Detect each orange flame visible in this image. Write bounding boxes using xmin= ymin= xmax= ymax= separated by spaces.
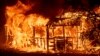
xmin=5 ymin=0 xmax=100 ymax=53
xmin=5 ymin=0 xmax=49 ymax=52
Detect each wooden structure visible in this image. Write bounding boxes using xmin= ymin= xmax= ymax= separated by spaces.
xmin=46 ymin=17 xmax=81 ymax=53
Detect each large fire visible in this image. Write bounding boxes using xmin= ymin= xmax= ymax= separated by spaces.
xmin=5 ymin=1 xmax=49 ymax=52
xmin=4 ymin=0 xmax=100 ymax=54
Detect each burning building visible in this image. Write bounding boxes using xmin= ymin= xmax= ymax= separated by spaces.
xmin=0 ymin=0 xmax=100 ymax=55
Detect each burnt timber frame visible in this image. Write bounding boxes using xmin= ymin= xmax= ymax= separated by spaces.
xmin=46 ymin=23 xmax=80 ymax=53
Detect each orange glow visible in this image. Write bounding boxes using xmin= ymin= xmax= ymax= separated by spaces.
xmin=5 ymin=0 xmax=49 ymax=52
xmin=5 ymin=0 xmax=100 ymax=53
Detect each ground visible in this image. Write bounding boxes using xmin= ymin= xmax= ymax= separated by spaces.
xmin=0 ymin=48 xmax=99 ymax=56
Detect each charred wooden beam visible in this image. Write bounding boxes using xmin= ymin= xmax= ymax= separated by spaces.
xmin=46 ymin=25 xmax=49 ymax=53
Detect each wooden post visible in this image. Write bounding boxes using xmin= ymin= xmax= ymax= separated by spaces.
xmin=44 ymin=38 xmax=46 ymax=49
xmin=63 ymin=25 xmax=66 ymax=53
xmin=52 ymin=26 xmax=56 ymax=52
xmin=33 ymin=26 xmax=35 ymax=45
xmin=52 ymin=26 xmax=54 ymax=37
xmin=46 ymin=25 xmax=49 ymax=53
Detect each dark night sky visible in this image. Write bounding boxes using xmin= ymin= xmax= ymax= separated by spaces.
xmin=0 ymin=0 xmax=100 ymax=44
